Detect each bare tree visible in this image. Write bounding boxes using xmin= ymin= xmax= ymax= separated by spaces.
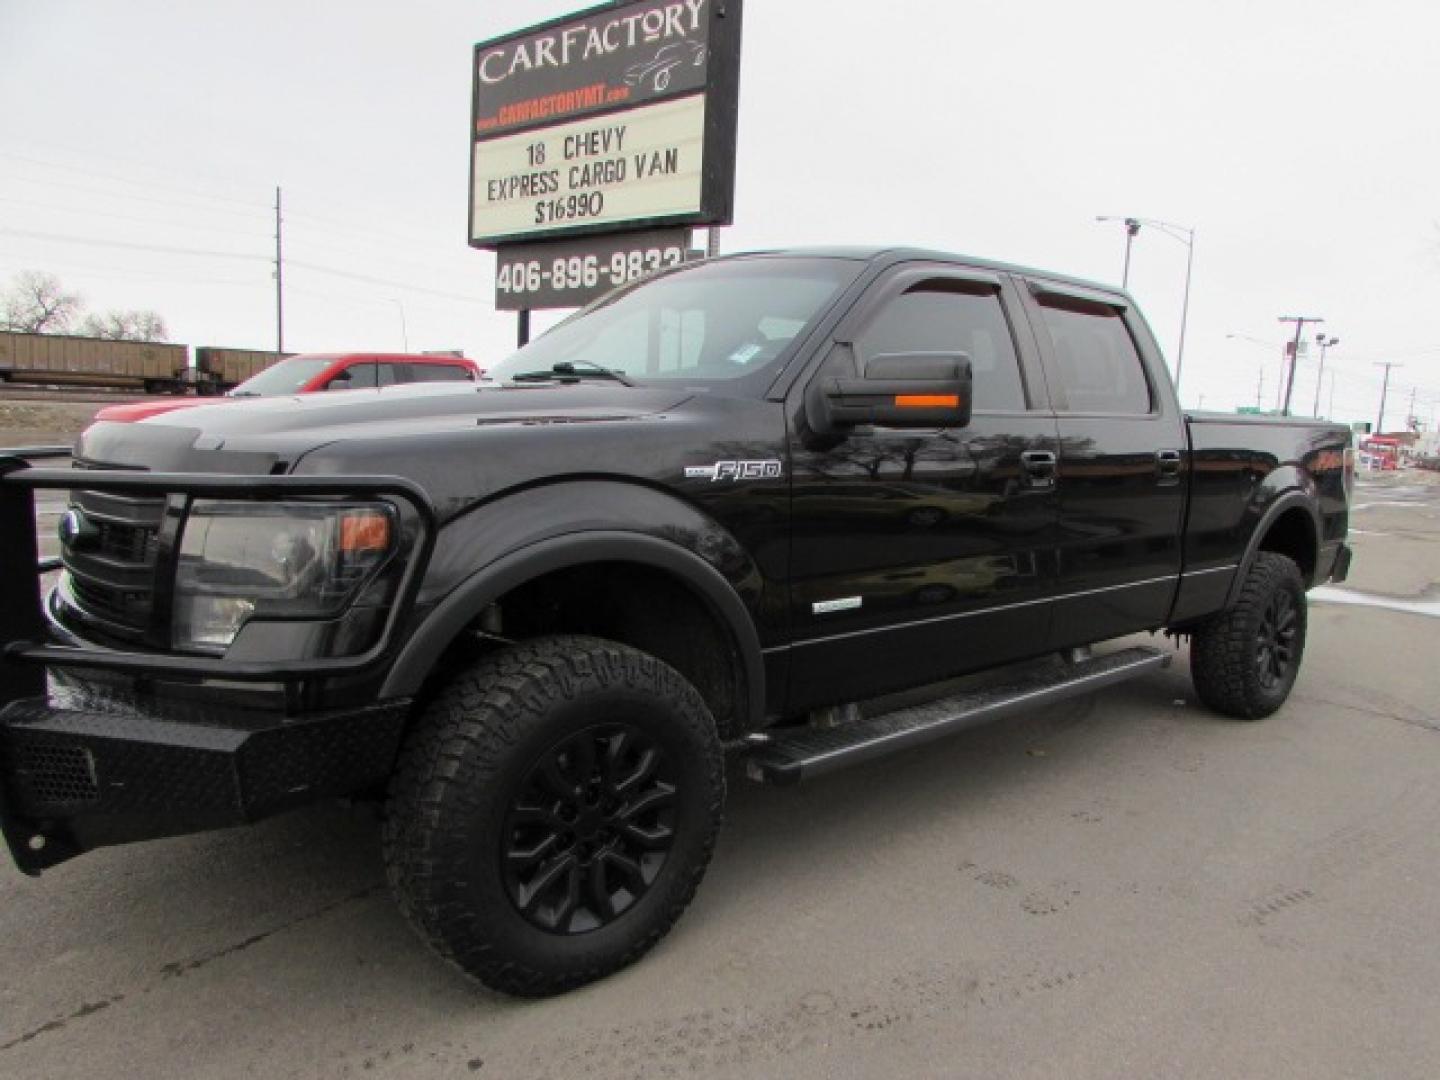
xmin=79 ymin=309 xmax=170 ymax=342
xmin=1 ymin=270 xmax=83 ymax=333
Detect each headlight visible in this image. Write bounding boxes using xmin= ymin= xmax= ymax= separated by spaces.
xmin=172 ymin=500 xmax=397 ymax=653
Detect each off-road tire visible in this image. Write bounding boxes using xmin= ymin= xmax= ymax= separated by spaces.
xmin=1190 ymin=552 xmax=1307 ymax=720
xmin=382 ymin=634 xmax=724 ymax=997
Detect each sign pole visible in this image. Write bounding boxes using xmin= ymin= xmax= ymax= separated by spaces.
xmin=517 ymin=309 xmax=531 ymax=349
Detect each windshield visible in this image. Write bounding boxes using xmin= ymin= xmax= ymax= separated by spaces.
xmin=485 ymin=258 xmax=861 ymax=389
xmin=228 ymin=356 xmax=334 ymax=396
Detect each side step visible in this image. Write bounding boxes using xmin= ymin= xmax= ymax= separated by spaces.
xmin=744 ymin=646 xmax=1170 ymax=785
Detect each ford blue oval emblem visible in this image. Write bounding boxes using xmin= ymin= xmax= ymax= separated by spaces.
xmin=58 ymin=509 xmax=86 ymax=548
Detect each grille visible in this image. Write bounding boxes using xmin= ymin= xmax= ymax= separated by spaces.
xmin=58 ymin=462 xmax=165 ymax=640
xmin=12 ymin=742 xmax=101 ymax=806
xmin=69 ymin=574 xmax=154 ymax=624
xmin=97 ymin=520 xmax=159 ymax=563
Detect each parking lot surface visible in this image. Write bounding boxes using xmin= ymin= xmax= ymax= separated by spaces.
xmin=3 ymin=471 xmax=1438 ymax=1079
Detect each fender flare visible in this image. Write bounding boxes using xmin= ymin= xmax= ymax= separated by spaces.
xmin=380 ymin=530 xmax=767 ymax=728
xmin=1225 ymin=489 xmax=1322 ymax=607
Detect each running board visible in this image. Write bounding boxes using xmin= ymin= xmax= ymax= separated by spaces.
xmin=744 ymin=646 xmax=1170 ymax=785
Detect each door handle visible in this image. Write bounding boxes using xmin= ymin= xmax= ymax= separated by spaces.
xmin=1156 ymin=449 xmax=1182 ymax=484
xmin=1020 ymin=451 xmax=1057 ymax=487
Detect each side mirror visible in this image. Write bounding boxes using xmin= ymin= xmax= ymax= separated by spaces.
xmin=809 ymin=351 xmax=973 ymax=433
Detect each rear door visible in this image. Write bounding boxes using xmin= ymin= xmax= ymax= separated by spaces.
xmin=783 ymin=264 xmax=1062 ymax=712
xmin=1019 ymin=279 xmax=1187 ymax=647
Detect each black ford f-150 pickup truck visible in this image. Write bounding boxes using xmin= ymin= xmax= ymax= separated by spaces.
xmin=0 ymin=248 xmax=1351 ymax=995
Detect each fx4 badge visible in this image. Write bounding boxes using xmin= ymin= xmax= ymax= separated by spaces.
xmin=684 ymin=460 xmax=784 ymax=483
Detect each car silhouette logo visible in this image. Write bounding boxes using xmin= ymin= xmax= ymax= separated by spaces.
xmin=624 ymin=41 xmax=705 ymax=93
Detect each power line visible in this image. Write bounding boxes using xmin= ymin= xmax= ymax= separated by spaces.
xmin=0 ymin=195 xmax=268 ymax=239
xmin=285 ymin=259 xmax=482 ymax=304
xmin=0 ymin=227 xmax=270 ymax=262
xmin=0 ymin=227 xmax=483 ymax=305
xmin=0 ymin=260 xmax=261 ymax=288
xmin=0 ymin=151 xmax=271 ymax=212
xmin=282 ymin=226 xmax=475 ymax=278
xmin=4 ymin=172 xmax=272 ymax=221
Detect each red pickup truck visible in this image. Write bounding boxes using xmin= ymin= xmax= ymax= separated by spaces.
xmin=95 ymin=352 xmax=482 ymax=423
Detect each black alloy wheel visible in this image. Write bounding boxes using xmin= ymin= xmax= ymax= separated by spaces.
xmin=502 ymin=723 xmax=677 ymax=935
xmin=1254 ymin=587 xmax=1299 ymax=692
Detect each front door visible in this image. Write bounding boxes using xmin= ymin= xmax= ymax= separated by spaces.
xmin=784 ymin=266 xmax=1061 ymax=713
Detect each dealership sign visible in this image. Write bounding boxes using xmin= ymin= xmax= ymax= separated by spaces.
xmin=469 ymin=0 xmax=742 ymax=249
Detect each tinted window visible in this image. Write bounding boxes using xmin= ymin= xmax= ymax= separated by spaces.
xmin=406 ymin=363 xmax=473 ymax=383
xmin=340 ymin=363 xmax=377 ymax=389
xmin=376 ymin=363 xmax=398 ymax=387
xmin=1038 ymin=295 xmax=1153 ymax=414
xmin=855 ymin=281 xmax=1026 ymax=412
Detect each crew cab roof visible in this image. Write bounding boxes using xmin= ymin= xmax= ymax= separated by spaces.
xmin=714 ymin=246 xmax=1130 ymax=304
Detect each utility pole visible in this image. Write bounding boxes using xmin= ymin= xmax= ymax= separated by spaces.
xmin=274 ymin=186 xmax=285 ymax=355
xmin=1408 ymin=386 xmax=1418 ymax=431
xmin=1256 ymin=365 xmax=1265 ymax=409
xmin=1374 ymin=361 xmax=1401 ymax=434
xmin=1278 ymin=315 xmax=1323 ymax=416
xmin=1313 ymin=333 xmax=1338 ymax=417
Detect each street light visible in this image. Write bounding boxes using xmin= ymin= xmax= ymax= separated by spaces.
xmin=1096 ymin=215 xmax=1196 ymax=396
xmin=1313 ymin=333 xmax=1339 ymax=418
xmin=1096 ymin=215 xmax=1142 ymax=287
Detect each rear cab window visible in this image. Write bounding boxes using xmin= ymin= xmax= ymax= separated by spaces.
xmin=1033 ymin=291 xmax=1153 ymax=415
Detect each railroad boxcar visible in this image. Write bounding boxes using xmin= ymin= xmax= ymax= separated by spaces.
xmin=0 ymin=331 xmax=188 ymax=393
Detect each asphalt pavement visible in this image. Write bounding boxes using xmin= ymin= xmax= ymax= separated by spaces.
xmin=3 ymin=471 xmax=1438 ymax=1079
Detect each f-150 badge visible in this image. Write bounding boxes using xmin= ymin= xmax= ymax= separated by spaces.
xmin=685 ymin=460 xmax=784 ymax=482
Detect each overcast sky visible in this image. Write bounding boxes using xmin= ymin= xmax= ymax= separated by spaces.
xmin=2 ymin=0 xmax=1437 ymax=427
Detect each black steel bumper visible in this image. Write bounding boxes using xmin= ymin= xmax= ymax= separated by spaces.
xmin=0 ymin=447 xmax=438 ymax=875
xmin=0 ymin=685 xmax=410 ymax=874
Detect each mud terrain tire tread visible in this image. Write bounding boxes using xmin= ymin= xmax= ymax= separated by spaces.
xmin=382 ymin=634 xmax=724 ymax=997
xmin=1190 ymin=552 xmax=1307 ymax=720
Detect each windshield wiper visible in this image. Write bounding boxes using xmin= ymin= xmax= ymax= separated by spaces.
xmin=508 ymin=361 xmax=634 ymax=387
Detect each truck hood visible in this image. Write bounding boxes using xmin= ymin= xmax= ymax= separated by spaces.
xmin=94 ymin=398 xmax=211 ymax=423
xmin=75 ymin=381 xmax=695 ymax=474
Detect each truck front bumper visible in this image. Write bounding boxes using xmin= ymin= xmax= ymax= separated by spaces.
xmin=0 ymin=448 xmax=437 ymax=876
xmin=0 ymin=685 xmax=409 ymax=875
